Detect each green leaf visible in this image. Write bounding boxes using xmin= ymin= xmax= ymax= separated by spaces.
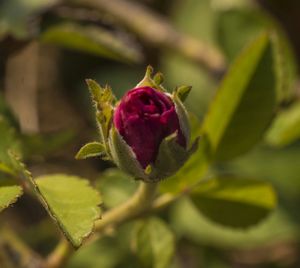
xmin=0 ymin=0 xmax=59 ymax=39
xmin=170 ymin=198 xmax=297 ymax=249
xmin=0 ymin=162 xmax=16 ymax=176
xmin=35 ymin=174 xmax=101 ymax=247
xmin=217 ymin=8 xmax=297 ymax=102
xmin=217 ymin=8 xmax=271 ymax=61
xmin=190 ymin=176 xmax=277 ymax=228
xmin=40 ymin=22 xmax=143 ymax=63
xmin=266 ymin=102 xmax=300 ymax=147
xmin=0 ymin=179 xmax=23 ymax=213
xmin=133 ymin=217 xmax=175 ymax=268
xmin=202 ymin=32 xmax=278 ymax=161
xmin=8 ymin=155 xmax=101 ymax=248
xmin=76 ymin=142 xmax=106 ymax=159
xmin=96 ymin=169 xmax=138 ymax=209
xmin=0 ymin=116 xmax=21 ymax=165
xmin=67 ymin=223 xmax=136 ymax=268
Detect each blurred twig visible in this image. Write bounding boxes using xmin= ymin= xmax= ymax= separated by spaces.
xmin=0 ymin=226 xmax=46 ymax=268
xmin=46 ymin=239 xmax=73 ymax=268
xmin=69 ymin=0 xmax=226 ymax=77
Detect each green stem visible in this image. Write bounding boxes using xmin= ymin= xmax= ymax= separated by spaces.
xmin=94 ymin=181 xmax=157 ymax=232
xmin=46 ymin=239 xmax=74 ymax=268
xmin=46 ymin=182 xmax=157 ymax=268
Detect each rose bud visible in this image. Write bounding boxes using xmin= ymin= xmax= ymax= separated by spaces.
xmin=77 ymin=66 xmax=198 ymax=182
xmin=107 ymin=68 xmax=198 ymax=182
xmin=113 ymin=86 xmax=186 ymax=168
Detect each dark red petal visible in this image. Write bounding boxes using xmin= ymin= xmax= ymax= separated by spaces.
xmin=113 ymin=86 xmax=186 ymax=168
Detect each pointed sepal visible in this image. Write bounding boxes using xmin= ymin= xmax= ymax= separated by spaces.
xmin=172 ymin=93 xmax=191 ymax=146
xmin=75 ymin=142 xmax=107 ymax=160
xmin=148 ymin=133 xmax=199 ymax=181
xmin=108 ymin=126 xmax=147 ymax=180
xmin=136 ymin=65 xmax=167 ymax=92
xmin=174 ymin=85 xmax=192 ymax=102
xmin=86 ymin=79 xmax=116 ymax=146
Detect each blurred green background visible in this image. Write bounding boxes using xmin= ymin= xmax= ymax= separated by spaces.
xmin=1 ymin=0 xmax=300 ymax=267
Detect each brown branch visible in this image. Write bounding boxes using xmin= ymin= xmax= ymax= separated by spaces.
xmin=69 ymin=0 xmax=226 ymax=76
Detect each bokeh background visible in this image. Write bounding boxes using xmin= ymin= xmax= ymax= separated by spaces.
xmin=1 ymin=0 xmax=300 ymax=267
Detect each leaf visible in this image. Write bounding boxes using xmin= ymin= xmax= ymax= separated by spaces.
xmin=133 ymin=217 xmax=175 ymax=268
xmin=96 ymin=169 xmax=138 ymax=209
xmin=217 ymin=8 xmax=297 ymax=102
xmin=0 ymin=179 xmax=23 ymax=213
xmin=0 ymin=116 xmax=21 ymax=165
xmin=190 ymin=176 xmax=277 ymax=228
xmin=68 ymin=223 xmax=136 ymax=268
xmin=202 ymin=32 xmax=278 ymax=161
xmin=266 ymin=102 xmax=300 ymax=147
xmin=35 ymin=174 xmax=101 ymax=247
xmin=0 ymin=162 xmax=16 ymax=176
xmin=0 ymin=0 xmax=59 ymax=39
xmin=40 ymin=22 xmax=143 ymax=63
xmin=8 ymin=155 xmax=101 ymax=248
xmin=76 ymin=142 xmax=106 ymax=159
xmin=217 ymin=8 xmax=271 ymax=61
xmin=170 ymin=198 xmax=297 ymax=249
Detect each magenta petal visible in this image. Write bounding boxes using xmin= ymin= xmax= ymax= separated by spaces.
xmin=113 ymin=86 xmax=186 ymax=168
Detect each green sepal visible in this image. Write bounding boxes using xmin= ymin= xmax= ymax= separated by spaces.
xmin=148 ymin=133 xmax=199 ymax=181
xmin=108 ymin=126 xmax=147 ymax=180
xmin=136 ymin=65 xmax=167 ymax=92
xmin=173 ymin=93 xmax=191 ymax=146
xmin=153 ymin=72 xmax=164 ymax=86
xmin=75 ymin=142 xmax=107 ymax=160
xmin=174 ymin=85 xmax=192 ymax=102
xmin=86 ymin=79 xmax=116 ymax=147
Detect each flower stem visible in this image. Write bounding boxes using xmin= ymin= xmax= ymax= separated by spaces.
xmin=94 ymin=181 xmax=157 ymax=232
xmin=46 ymin=181 xmax=157 ymax=268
